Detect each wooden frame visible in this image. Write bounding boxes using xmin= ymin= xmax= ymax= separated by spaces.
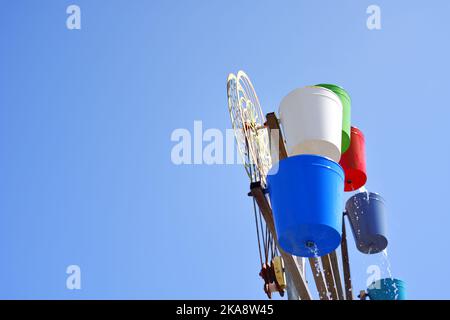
xmin=341 ymin=215 xmax=353 ymax=300
xmin=247 ymin=112 xmax=354 ymax=300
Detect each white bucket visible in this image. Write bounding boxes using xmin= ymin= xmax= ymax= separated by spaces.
xmin=278 ymin=86 xmax=343 ymax=162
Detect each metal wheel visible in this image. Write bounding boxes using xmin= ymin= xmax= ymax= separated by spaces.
xmin=236 ymin=71 xmax=272 ymax=185
xmin=227 ymin=73 xmax=252 ymax=179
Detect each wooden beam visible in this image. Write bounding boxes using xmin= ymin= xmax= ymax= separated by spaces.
xmin=250 ymin=183 xmax=312 ymax=300
xmin=321 ymin=254 xmax=339 ymax=300
xmin=285 ymin=269 xmax=299 ymax=300
xmin=329 ymin=250 xmax=344 ymax=300
xmin=265 ymin=112 xmax=288 ymax=160
xmin=308 ymin=257 xmax=329 ymax=300
xmin=341 ymin=215 xmax=353 ymax=300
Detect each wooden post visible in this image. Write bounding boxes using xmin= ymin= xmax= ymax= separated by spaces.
xmin=329 ymin=251 xmax=344 ymax=300
xmin=266 ymin=112 xmax=288 ymax=160
xmin=285 ymin=270 xmax=299 ymax=300
xmin=321 ymin=254 xmax=338 ymax=300
xmin=341 ymin=215 xmax=353 ymax=300
xmin=308 ymin=257 xmax=330 ymax=300
xmin=250 ymin=182 xmax=312 ymax=300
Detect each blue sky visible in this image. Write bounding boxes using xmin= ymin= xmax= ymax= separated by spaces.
xmin=1 ymin=0 xmax=449 ymax=299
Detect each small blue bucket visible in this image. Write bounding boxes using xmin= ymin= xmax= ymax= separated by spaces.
xmin=346 ymin=192 xmax=388 ymax=254
xmin=367 ymin=278 xmax=406 ymax=300
xmin=267 ymin=155 xmax=344 ymax=257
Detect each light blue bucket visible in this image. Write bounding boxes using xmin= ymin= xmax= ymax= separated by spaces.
xmin=367 ymin=278 xmax=406 ymax=300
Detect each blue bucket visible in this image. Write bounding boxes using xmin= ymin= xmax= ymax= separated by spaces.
xmin=367 ymin=278 xmax=406 ymax=300
xmin=345 ymin=192 xmax=388 ymax=254
xmin=267 ymin=155 xmax=344 ymax=257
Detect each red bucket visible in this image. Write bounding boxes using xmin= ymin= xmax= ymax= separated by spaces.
xmin=339 ymin=127 xmax=367 ymax=191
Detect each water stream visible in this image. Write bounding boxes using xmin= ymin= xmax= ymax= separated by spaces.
xmin=307 ymin=242 xmax=330 ymax=299
xmin=307 ymin=242 xmax=320 ymax=277
xmin=381 ymin=249 xmax=399 ymax=299
xmin=358 ymin=185 xmax=370 ymax=202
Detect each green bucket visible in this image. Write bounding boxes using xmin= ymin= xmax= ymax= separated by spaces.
xmin=316 ymin=84 xmax=351 ymax=153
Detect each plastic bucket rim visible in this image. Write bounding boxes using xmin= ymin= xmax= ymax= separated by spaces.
xmin=268 ymin=154 xmax=344 ymax=179
xmin=315 ymin=83 xmax=351 ymax=104
xmin=308 ymin=85 xmax=345 ymax=105
xmin=279 ymin=86 xmax=343 ymax=112
xmin=347 ymin=191 xmax=386 ymax=204
xmin=369 ymin=278 xmax=405 ymax=289
xmin=349 ymin=126 xmax=365 ymax=142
